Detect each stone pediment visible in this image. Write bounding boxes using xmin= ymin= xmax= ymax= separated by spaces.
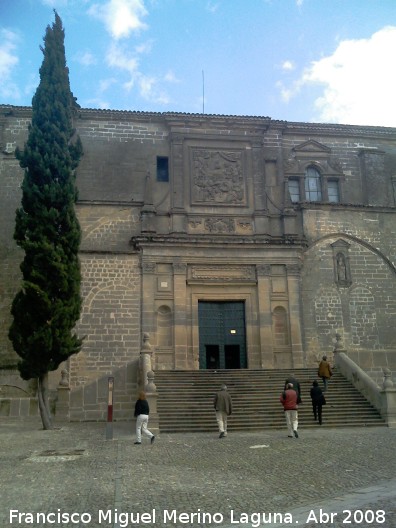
xmin=284 ymin=139 xmax=344 ymax=176
xmin=331 ymin=239 xmax=351 ymax=250
xmin=292 ymin=140 xmax=331 ymax=155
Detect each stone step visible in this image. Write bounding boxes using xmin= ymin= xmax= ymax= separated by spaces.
xmin=155 ymin=368 xmax=385 ymax=432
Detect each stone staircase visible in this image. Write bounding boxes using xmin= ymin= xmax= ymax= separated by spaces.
xmin=155 ymin=368 xmax=385 ymax=432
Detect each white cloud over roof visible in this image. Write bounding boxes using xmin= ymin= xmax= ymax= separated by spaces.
xmin=88 ymin=0 xmax=148 ymax=40
xmin=0 ymin=29 xmax=20 ymax=99
xmin=281 ymin=26 xmax=396 ymax=126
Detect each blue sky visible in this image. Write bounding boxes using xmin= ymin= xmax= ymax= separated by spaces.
xmin=1 ymin=0 xmax=396 ymax=126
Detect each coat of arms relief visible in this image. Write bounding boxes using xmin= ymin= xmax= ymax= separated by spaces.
xmin=192 ymin=149 xmax=246 ymax=205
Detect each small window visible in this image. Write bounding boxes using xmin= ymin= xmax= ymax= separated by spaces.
xmin=328 ymin=180 xmax=340 ymax=203
xmin=157 ymin=157 xmax=169 ymax=182
xmin=288 ymin=179 xmax=300 ymax=203
xmin=305 ymin=167 xmax=322 ymax=201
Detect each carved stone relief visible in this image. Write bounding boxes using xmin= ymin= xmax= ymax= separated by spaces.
xmin=141 ymin=261 xmax=156 ymax=273
xmin=190 ymin=265 xmax=256 ymax=282
xmin=237 ymin=221 xmax=252 ymax=231
xmin=204 ymin=217 xmax=235 ymax=233
xmin=287 ymin=263 xmax=303 ymax=276
xmin=191 ymin=148 xmax=246 ymax=205
xmin=256 ymin=264 xmax=271 ymax=277
xmin=188 ymin=217 xmax=252 ymax=234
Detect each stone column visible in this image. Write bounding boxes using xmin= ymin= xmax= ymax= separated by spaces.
xmin=173 ymin=262 xmax=188 ymax=369
xmin=139 ymin=333 xmax=153 ymax=391
xmin=286 ymin=263 xmax=304 ymax=367
xmin=252 ymin=140 xmax=269 ymax=234
xmin=141 ymin=171 xmax=157 ymax=233
xmin=256 ymin=264 xmax=274 ymax=368
xmin=138 ymin=338 xmax=159 ymax=433
xmin=170 ymin=133 xmax=187 ymax=233
xmin=141 ymin=261 xmax=156 ymax=339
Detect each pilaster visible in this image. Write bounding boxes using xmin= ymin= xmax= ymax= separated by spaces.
xmin=173 ymin=262 xmax=188 ymax=369
xmin=256 ymin=264 xmax=274 ymax=368
xmin=141 ymin=261 xmax=156 ymax=338
xmin=286 ymin=263 xmax=304 ymax=367
xmin=170 ymin=133 xmax=187 ymax=233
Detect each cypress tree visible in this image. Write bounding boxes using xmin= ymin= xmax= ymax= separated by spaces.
xmin=8 ymin=12 xmax=83 ymax=429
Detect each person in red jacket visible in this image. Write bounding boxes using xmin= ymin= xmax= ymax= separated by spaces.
xmin=280 ymin=383 xmax=299 ymax=438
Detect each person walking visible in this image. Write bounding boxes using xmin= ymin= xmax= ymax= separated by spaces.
xmin=284 ymin=373 xmax=302 ymax=404
xmin=280 ymin=383 xmax=299 ymax=438
xmin=310 ymin=380 xmax=326 ymax=425
xmin=134 ymin=391 xmax=155 ymax=445
xmin=213 ymin=384 xmax=232 ymax=438
xmin=318 ymin=355 xmax=332 ymax=392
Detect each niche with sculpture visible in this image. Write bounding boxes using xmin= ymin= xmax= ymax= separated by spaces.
xmin=331 ymin=239 xmax=352 ymax=287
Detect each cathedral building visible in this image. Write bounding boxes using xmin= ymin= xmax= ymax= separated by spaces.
xmin=1 ymin=105 xmax=396 ymax=420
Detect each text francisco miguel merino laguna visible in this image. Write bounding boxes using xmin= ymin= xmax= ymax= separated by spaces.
xmin=9 ymin=508 xmax=299 ymax=526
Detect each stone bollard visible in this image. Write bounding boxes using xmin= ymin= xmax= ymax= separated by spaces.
xmin=146 ymin=371 xmax=159 ymax=434
xmin=56 ymin=370 xmax=70 ymax=420
xmin=381 ymin=368 xmax=396 ymax=428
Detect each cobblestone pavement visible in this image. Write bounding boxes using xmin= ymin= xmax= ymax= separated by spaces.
xmin=1 ymin=419 xmax=395 ymax=528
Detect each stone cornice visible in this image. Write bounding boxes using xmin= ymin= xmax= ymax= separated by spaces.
xmin=297 ymin=202 xmax=396 ymax=213
xmin=2 ymin=105 xmax=396 ymax=139
xmin=283 ymin=121 xmax=396 ymax=138
xmin=130 ymin=234 xmax=307 ymax=251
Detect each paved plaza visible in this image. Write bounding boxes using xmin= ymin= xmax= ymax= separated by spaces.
xmin=1 ymin=419 xmax=395 ymax=528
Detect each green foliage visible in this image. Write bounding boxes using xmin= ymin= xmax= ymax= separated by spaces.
xmin=9 ymin=12 xmax=83 ymax=380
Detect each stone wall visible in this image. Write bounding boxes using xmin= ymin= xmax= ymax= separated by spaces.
xmin=301 ymin=208 xmax=396 ymax=368
xmin=1 ymin=106 xmax=396 ymax=418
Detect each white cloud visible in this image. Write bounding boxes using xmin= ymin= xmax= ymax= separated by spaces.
xmin=105 ymin=42 xmax=169 ymax=104
xmin=0 ymin=29 xmax=20 ymax=99
xmin=74 ymin=50 xmax=97 ymax=66
xmin=281 ymin=26 xmax=396 ymax=126
xmin=281 ymin=60 xmax=295 ymax=72
xmin=206 ymin=2 xmax=219 ymax=13
xmin=136 ymin=74 xmax=170 ymax=104
xmin=98 ymin=77 xmax=117 ymax=93
xmin=164 ymin=70 xmax=180 ymax=83
xmin=40 ymin=0 xmax=69 ymax=6
xmin=88 ymin=0 xmax=148 ymax=39
xmin=106 ymin=42 xmax=139 ymax=78
xmin=135 ymin=40 xmax=153 ymax=54
xmin=85 ymin=96 xmax=112 ymax=109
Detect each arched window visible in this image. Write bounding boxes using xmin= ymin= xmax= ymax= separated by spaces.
xmin=305 ymin=167 xmax=322 ymax=202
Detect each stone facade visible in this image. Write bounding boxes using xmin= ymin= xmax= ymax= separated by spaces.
xmin=1 ymin=105 xmax=396 ymax=419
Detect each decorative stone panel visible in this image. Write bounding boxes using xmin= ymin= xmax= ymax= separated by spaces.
xmin=188 ymin=265 xmax=256 ymax=283
xmin=191 ymin=148 xmax=246 ymax=205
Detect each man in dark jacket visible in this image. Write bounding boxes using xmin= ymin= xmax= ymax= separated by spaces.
xmin=214 ymin=384 xmax=233 ymax=438
xmin=310 ymin=380 xmax=325 ymax=425
xmin=280 ymin=383 xmax=299 ymax=438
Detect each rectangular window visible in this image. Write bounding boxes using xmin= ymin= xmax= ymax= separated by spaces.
xmin=156 ymin=156 xmax=169 ymax=182
xmin=328 ymin=180 xmax=340 ymax=203
xmin=305 ymin=168 xmax=322 ymax=201
xmin=288 ymin=179 xmax=300 ymax=203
